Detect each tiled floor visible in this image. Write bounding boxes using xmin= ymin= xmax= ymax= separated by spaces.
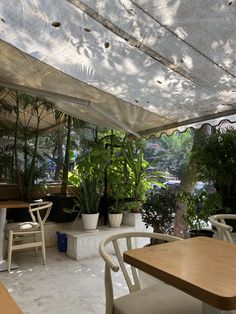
xmin=0 ymin=248 xmax=128 ymax=314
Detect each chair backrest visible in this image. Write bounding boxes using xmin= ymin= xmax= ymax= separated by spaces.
xmin=29 ymin=201 xmax=53 ymax=226
xmin=208 ymin=214 xmax=236 ymax=243
xmin=99 ymin=232 xmax=181 ymax=314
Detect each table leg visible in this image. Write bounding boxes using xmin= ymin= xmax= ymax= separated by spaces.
xmin=202 ymin=303 xmax=236 ymax=314
xmin=0 ymin=208 xmax=18 ymax=272
xmin=0 ymin=207 xmax=8 ymax=271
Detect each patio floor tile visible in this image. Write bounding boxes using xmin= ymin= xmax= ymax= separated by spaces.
xmin=0 ymin=247 xmax=127 ymax=314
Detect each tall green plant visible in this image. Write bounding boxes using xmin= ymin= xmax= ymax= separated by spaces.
xmin=104 ymin=134 xmax=134 ymax=201
xmin=145 ymin=130 xmax=194 ymax=179
xmin=121 ymin=141 xmax=163 ymax=200
xmin=142 ymin=188 xmax=178 ymax=234
xmin=60 ymin=117 xmax=90 ymax=196
xmin=75 ymin=142 xmax=110 ymax=186
xmin=107 ymin=154 xmax=133 ymax=200
xmin=179 ymin=191 xmax=223 ymax=231
xmin=190 ymin=128 xmax=236 ymax=195
xmin=66 ymin=142 xmax=110 ymax=216
xmin=73 ymin=177 xmax=101 ymax=214
xmin=0 ymin=89 xmax=56 ymax=200
xmin=64 ymin=175 xmax=101 ymax=223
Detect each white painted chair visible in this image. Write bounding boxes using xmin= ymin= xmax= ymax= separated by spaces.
xmin=209 ymin=214 xmax=236 ymax=243
xmin=99 ymin=231 xmax=202 ymax=314
xmin=5 ymin=201 xmax=52 ymax=272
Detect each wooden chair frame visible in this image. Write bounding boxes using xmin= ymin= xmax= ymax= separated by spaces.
xmin=99 ymin=231 xmax=182 ymax=314
xmin=208 ymin=214 xmax=236 ymax=243
xmin=6 ymin=201 xmax=52 ymax=272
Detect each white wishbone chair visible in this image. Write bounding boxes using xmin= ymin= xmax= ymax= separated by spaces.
xmin=209 ymin=214 xmax=236 ymax=243
xmin=5 ymin=201 xmax=52 ymax=272
xmin=99 ymin=231 xmax=202 ymax=314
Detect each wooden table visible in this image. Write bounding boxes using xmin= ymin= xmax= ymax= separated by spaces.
xmin=0 ymin=282 xmax=23 ymax=313
xmin=124 ymin=237 xmax=236 ymax=314
xmin=0 ymin=201 xmax=29 ymax=271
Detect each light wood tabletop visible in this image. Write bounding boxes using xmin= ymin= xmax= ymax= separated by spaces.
xmin=123 ymin=236 xmax=236 ymax=311
xmin=0 ymin=282 xmax=23 ymax=313
xmin=0 ymin=200 xmax=29 ymax=208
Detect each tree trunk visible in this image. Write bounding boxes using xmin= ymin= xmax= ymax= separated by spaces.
xmin=14 ymin=91 xmax=23 ymax=199
xmin=27 ymin=116 xmax=40 ymax=201
xmin=174 ymin=125 xmax=212 ymax=238
xmin=54 ymin=130 xmax=64 ymax=181
xmin=61 ymin=116 xmax=72 ymax=196
xmin=174 ymin=175 xmax=195 ymax=238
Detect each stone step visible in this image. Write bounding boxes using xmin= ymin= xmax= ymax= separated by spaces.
xmin=63 ymin=225 xmax=136 ymax=260
xmin=43 ymin=213 xmax=152 ymax=260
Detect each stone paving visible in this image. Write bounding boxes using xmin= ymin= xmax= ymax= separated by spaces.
xmin=0 ymin=247 xmax=128 ymax=314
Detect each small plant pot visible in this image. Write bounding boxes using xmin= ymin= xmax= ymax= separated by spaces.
xmin=108 ymin=213 xmax=123 ymax=228
xmin=188 ymin=229 xmax=214 ymax=238
xmin=82 ymin=213 xmax=99 ymax=231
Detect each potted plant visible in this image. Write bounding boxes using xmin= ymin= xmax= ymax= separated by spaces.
xmin=179 ymin=190 xmax=223 ymax=237
xmin=142 ymin=188 xmax=178 ymax=233
xmin=141 ymin=188 xmax=178 ymax=244
xmin=65 ymin=176 xmax=101 ymax=231
xmin=108 ymin=200 xmax=125 ymax=228
xmin=64 ymin=143 xmax=108 ymax=230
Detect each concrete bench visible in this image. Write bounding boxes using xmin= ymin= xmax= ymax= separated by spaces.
xmin=43 ymin=213 xmax=151 ymax=260
xmin=63 ymin=225 xmax=136 ymax=260
xmin=61 ymin=213 xmax=151 ymax=260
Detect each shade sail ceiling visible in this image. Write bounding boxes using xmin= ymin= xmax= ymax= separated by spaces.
xmin=0 ymin=0 xmax=236 ymax=138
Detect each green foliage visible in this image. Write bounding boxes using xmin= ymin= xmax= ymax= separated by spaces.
xmin=190 ymin=128 xmax=236 ymax=195
xmin=74 ymin=177 xmax=101 ymax=214
xmin=123 ymin=200 xmax=143 ymax=212
xmin=65 ymin=176 xmax=101 ymax=215
xmin=141 ymin=188 xmax=178 ymax=233
xmin=121 ymin=141 xmax=164 ymax=200
xmin=107 ymin=147 xmax=134 ymax=201
xmin=0 ymin=142 xmax=15 ymax=181
xmin=145 ymin=130 xmax=194 ymax=179
xmin=68 ymin=165 xmax=82 ymax=187
xmin=108 ymin=199 xmax=126 ymax=214
xmin=179 ymin=191 xmax=223 ymax=231
xmin=0 ymin=90 xmax=57 ymax=200
xmin=66 ymin=143 xmax=110 ymax=215
xmin=75 ymin=143 xmax=110 ymax=184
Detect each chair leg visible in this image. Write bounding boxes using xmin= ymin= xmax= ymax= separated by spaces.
xmin=3 ymin=236 xmax=7 ymax=259
xmin=34 ymin=234 xmax=38 ymax=257
xmin=7 ymin=231 xmax=13 ymax=272
xmin=41 ymin=232 xmax=46 ymax=265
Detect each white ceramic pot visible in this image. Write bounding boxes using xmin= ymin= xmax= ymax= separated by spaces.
xmin=82 ymin=213 xmax=99 ymax=231
xmin=108 ymin=213 xmax=123 ymax=228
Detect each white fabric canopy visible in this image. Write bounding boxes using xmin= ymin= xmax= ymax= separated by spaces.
xmin=0 ymin=0 xmax=236 ymax=137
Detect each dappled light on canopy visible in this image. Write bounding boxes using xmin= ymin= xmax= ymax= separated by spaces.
xmin=0 ymin=1 xmax=236 ymax=137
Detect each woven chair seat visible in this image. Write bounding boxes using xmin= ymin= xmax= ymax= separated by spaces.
xmin=6 ymin=222 xmax=40 ymax=232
